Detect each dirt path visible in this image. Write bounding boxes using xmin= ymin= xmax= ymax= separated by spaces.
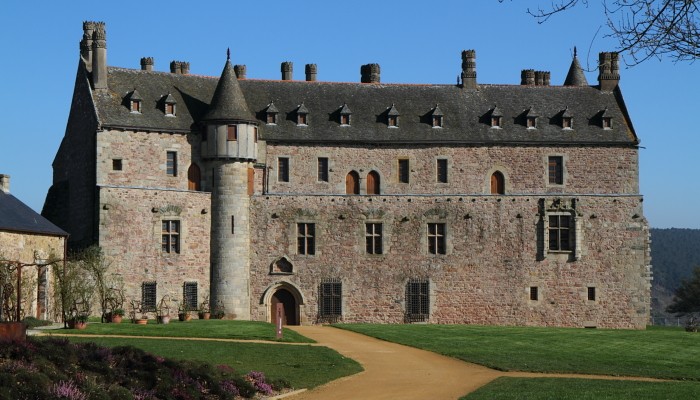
xmin=286 ymin=325 xmax=667 ymax=400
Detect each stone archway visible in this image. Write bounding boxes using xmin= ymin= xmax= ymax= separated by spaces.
xmin=271 ymin=288 xmax=297 ymax=325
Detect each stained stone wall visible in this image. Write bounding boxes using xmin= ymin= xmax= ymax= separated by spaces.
xmin=249 ymin=194 xmax=651 ymax=329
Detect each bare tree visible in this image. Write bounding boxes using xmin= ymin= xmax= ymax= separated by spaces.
xmin=500 ymin=0 xmax=700 ymax=64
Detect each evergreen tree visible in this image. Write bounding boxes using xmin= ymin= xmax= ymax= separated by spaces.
xmin=667 ymin=266 xmax=700 ymax=315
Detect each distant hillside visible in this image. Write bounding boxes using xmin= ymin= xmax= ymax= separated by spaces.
xmin=650 ymin=228 xmax=700 ymax=317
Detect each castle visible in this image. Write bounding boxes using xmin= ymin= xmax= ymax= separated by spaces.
xmin=43 ymin=21 xmax=652 ymax=328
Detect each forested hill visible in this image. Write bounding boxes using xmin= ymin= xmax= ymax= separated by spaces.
xmin=651 ymin=228 xmax=700 ymax=291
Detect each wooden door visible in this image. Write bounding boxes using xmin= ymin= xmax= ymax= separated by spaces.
xmin=346 ymin=171 xmax=360 ymax=194
xmin=490 ymin=171 xmax=504 ymax=194
xmin=366 ymin=171 xmax=380 ymax=195
xmin=188 ymin=163 xmax=201 ymax=191
xmin=271 ymin=289 xmax=297 ymax=325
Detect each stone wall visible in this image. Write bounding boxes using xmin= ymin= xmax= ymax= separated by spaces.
xmin=98 ymin=187 xmax=211 ymax=312
xmin=264 ymin=143 xmax=639 ymax=195
xmin=249 ymin=194 xmax=651 ymax=329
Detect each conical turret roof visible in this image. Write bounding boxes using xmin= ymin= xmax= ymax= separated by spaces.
xmin=203 ymin=51 xmax=255 ymax=122
xmin=563 ymin=49 xmax=589 ymax=87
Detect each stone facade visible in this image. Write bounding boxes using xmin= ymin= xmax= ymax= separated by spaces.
xmin=42 ymin=22 xmax=651 ymax=329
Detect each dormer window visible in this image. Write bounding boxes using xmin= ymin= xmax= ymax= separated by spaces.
xmin=561 ymin=107 xmax=573 ymax=129
xmin=525 ymin=106 xmax=539 ymax=129
xmin=265 ymin=102 xmax=279 ymax=125
xmin=387 ymin=104 xmax=400 ymax=128
xmin=127 ymin=89 xmax=143 ymax=113
xmin=296 ymin=103 xmax=309 ymax=126
xmin=431 ymin=105 xmax=444 ymax=128
xmin=339 ymin=103 xmax=352 ymax=126
xmin=602 ymin=117 xmax=612 ymax=129
xmin=163 ymin=93 xmax=177 ymax=117
xmin=490 ymin=105 xmax=503 ymax=128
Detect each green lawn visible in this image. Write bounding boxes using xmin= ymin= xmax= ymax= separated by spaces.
xmin=53 ymin=319 xmax=313 ymax=343
xmin=336 ymin=324 xmax=700 ymax=380
xmin=463 ymin=377 xmax=700 ymax=400
xmin=62 ymin=336 xmax=362 ymax=389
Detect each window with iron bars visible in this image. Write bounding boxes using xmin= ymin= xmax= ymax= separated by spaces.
xmin=405 ymin=278 xmax=429 ymax=322
xmin=318 ymin=278 xmax=342 ymax=322
xmin=183 ymin=281 xmax=198 ymax=311
xmin=142 ymin=281 xmax=157 ymax=312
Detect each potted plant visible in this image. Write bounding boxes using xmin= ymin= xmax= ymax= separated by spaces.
xmin=156 ymin=295 xmax=172 ymax=324
xmin=68 ymin=314 xmax=88 ymax=330
xmin=110 ymin=308 xmax=125 ymax=323
xmin=198 ymin=295 xmax=211 ymax=320
xmin=211 ymin=300 xmax=225 ymax=319
xmin=177 ymin=301 xmax=192 ymax=322
xmin=129 ymin=299 xmax=149 ymax=325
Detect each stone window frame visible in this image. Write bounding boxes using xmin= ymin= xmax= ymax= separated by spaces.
xmin=165 ymin=102 xmax=176 ymax=117
xmin=432 ymin=115 xmax=443 ymax=128
xmin=317 ymin=157 xmax=329 ymax=183
xmin=112 ymin=159 xmax=123 ymax=171
xmin=183 ymin=281 xmax=198 ymax=311
xmin=318 ymin=277 xmax=343 ymax=322
xmin=340 ymin=114 xmax=351 ymax=126
xmin=166 ymin=151 xmax=178 ymax=177
xmin=142 ymin=281 xmax=157 ymax=312
xmin=486 ymin=166 xmax=509 ymax=195
xmin=388 ymin=115 xmax=399 ymax=128
xmin=296 ymin=222 xmax=316 ymax=256
xmin=545 ymin=154 xmax=567 ymax=187
xmin=266 ymin=112 xmax=278 ymax=125
xmin=602 ymin=116 xmax=613 ymax=130
xmin=426 ymin=222 xmax=447 ymax=255
xmin=365 ymin=221 xmax=384 ymax=255
xmin=526 ymin=116 xmax=537 ymax=129
xmin=436 ymin=157 xmax=449 ymax=184
xmin=277 ymin=156 xmax=290 ymax=183
xmin=529 ymin=286 xmax=540 ymax=302
xmin=161 ymin=219 xmax=181 ymax=254
xmin=541 ymin=198 xmax=582 ymax=261
xmin=491 ymin=115 xmax=502 ymax=128
xmin=562 ymin=116 xmax=573 ymax=129
xmin=548 ymin=213 xmax=573 ymax=253
xmin=397 ymin=158 xmax=410 ymax=184
xmin=587 ymin=286 xmax=597 ymax=302
xmin=405 ymin=278 xmax=431 ymax=323
xmin=130 ymin=100 xmax=141 ymax=113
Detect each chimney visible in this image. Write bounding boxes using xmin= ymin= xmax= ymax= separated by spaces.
xmin=535 ymin=71 xmax=550 ymax=86
xmin=140 ymin=57 xmax=154 ymax=71
xmin=0 ymin=174 xmax=9 ymax=194
xmin=598 ymin=52 xmax=620 ymax=91
xmin=181 ymin=61 xmax=190 ymax=74
xmin=360 ymin=63 xmax=380 ymax=83
xmin=281 ymin=61 xmax=293 ymax=80
xmin=80 ymin=21 xmax=96 ymax=71
xmin=234 ymin=64 xmax=247 ymax=79
xmin=170 ymin=61 xmax=189 ymax=74
xmin=91 ymin=22 xmax=108 ymax=90
xmin=521 ymin=69 xmax=535 ymax=85
xmin=461 ymin=50 xmax=477 ymax=89
xmin=305 ymin=64 xmax=317 ymax=81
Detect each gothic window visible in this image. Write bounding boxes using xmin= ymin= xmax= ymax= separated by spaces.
xmin=365 ymin=223 xmax=383 ymax=255
xmin=366 ymin=171 xmax=380 ymax=195
xmin=398 ymin=159 xmax=409 ymax=184
xmin=297 ymin=223 xmax=316 ymax=255
xmin=318 ymin=157 xmax=329 ymax=182
xmin=548 ymin=156 xmax=563 ymax=185
xmin=491 ymin=171 xmax=505 ymax=195
xmin=406 ymin=278 xmax=429 ymax=322
xmin=319 ymin=278 xmax=342 ymax=320
xmin=188 ymin=163 xmax=201 ymax=191
xmin=142 ymin=282 xmax=157 ymax=311
xmin=162 ymin=220 xmax=180 ymax=254
xmin=183 ymin=282 xmax=197 ymax=311
xmin=346 ymin=171 xmax=360 ymax=194
xmin=548 ymin=214 xmax=572 ymax=251
xmin=427 ymin=223 xmax=446 ymax=255
xmin=166 ymin=151 xmax=177 ymax=176
xmin=278 ymin=157 xmax=290 ymax=182
xmin=436 ymin=159 xmax=448 ymax=183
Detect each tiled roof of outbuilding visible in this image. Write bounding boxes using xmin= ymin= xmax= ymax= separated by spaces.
xmin=95 ymin=65 xmax=638 ymax=145
xmin=0 ymin=191 xmax=68 ymax=236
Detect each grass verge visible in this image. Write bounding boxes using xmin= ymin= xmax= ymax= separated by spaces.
xmin=63 ymin=336 xmax=362 ymax=389
xmin=335 ymin=324 xmax=700 ymax=380
xmin=51 ymin=320 xmax=313 ymax=343
xmin=462 ymin=377 xmax=700 ymax=399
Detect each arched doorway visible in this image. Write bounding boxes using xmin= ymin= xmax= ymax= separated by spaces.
xmin=490 ymin=171 xmax=505 ymax=195
xmin=188 ymin=163 xmax=201 ymax=191
xmin=346 ymin=171 xmax=360 ymax=194
xmin=271 ymin=288 xmax=298 ymax=325
xmin=366 ymin=171 xmax=380 ymax=194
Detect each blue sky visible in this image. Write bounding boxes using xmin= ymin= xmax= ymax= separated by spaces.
xmin=1 ymin=0 xmax=698 ymax=228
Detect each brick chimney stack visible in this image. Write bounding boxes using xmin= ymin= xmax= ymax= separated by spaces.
xmin=598 ymin=52 xmax=620 ymax=91
xmin=0 ymin=174 xmax=9 ymax=194
xmin=521 ymin=69 xmax=535 ymax=85
xmin=281 ymin=61 xmax=293 ymax=80
xmin=361 ymin=64 xmax=380 ymax=83
xmin=535 ymin=71 xmax=551 ymax=86
xmin=169 ymin=61 xmax=190 ymax=75
xmin=461 ymin=50 xmax=477 ymax=89
xmin=305 ymin=64 xmax=317 ymax=81
xmin=140 ymin=57 xmax=154 ymax=71
xmin=91 ymin=22 xmax=108 ymax=90
xmin=234 ymin=64 xmax=247 ymax=79
xmin=80 ymin=21 xmax=96 ymax=72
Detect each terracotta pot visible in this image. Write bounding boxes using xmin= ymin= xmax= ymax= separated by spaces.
xmin=135 ymin=318 xmax=148 ymax=325
xmin=157 ymin=315 xmax=171 ymax=324
xmin=69 ymin=320 xmax=88 ymax=330
xmin=199 ymin=312 xmax=211 ymax=320
xmin=178 ymin=313 xmax=192 ymax=322
xmin=110 ymin=314 xmax=123 ymax=324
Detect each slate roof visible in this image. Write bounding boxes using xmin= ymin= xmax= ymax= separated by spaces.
xmin=0 ymin=191 xmax=68 ymax=236
xmin=94 ymin=65 xmax=638 ymax=145
xmin=564 ymin=55 xmax=589 ymax=87
xmin=202 ymin=59 xmax=255 ymax=123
